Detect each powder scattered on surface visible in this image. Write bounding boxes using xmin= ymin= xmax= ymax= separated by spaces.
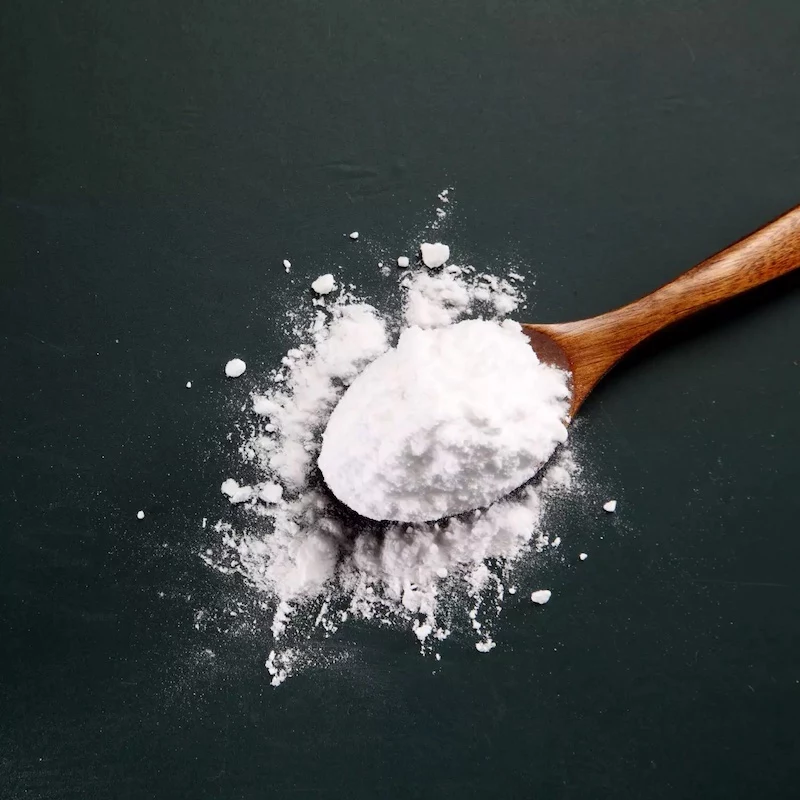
xmin=311 ymin=274 xmax=336 ymax=295
xmin=603 ymin=499 xmax=617 ymax=513
xmin=530 ymin=589 xmax=552 ymax=604
xmin=200 ymin=190 xmax=598 ymax=685
xmin=136 ymin=510 xmax=145 ymax=520
xmin=319 ymin=319 xmax=570 ymax=521
xmin=420 ymin=242 xmax=450 ymax=269
xmin=225 ymin=358 xmax=246 ymax=378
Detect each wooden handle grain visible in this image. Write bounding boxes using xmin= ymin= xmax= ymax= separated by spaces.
xmin=601 ymin=203 xmax=800 ymax=348
xmin=538 ymin=204 xmax=800 ymax=414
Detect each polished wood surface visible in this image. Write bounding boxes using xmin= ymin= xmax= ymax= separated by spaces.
xmin=523 ymin=205 xmax=800 ymax=417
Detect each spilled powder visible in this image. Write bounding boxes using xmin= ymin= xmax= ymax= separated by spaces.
xmin=201 ymin=192 xmax=586 ymax=685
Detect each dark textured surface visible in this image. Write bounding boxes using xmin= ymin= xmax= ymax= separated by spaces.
xmin=2 ymin=1 xmax=799 ymax=798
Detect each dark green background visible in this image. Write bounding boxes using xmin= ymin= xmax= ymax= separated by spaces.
xmin=2 ymin=1 xmax=799 ymax=798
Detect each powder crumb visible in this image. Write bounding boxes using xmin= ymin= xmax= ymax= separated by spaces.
xmin=349 ymin=231 xmax=359 ymax=240
xmin=509 ymin=587 xmax=517 ymax=594
xmin=136 ymin=510 xmax=145 ymax=520
xmin=283 ymin=259 xmax=292 ymax=272
xmin=186 ymin=381 xmax=192 ymax=388
xmin=420 ymin=242 xmax=450 ymax=269
xmin=397 ymin=256 xmax=410 ymax=268
xmin=225 ymin=358 xmax=246 ymax=378
xmin=311 ymin=274 xmax=336 ymax=295
xmin=530 ymin=589 xmax=551 ymax=605
xmin=579 ymin=553 xmax=588 ymax=561
xmin=475 ymin=639 xmax=496 ymax=653
xmin=413 ymin=620 xmax=433 ymax=642
xmin=220 ymin=478 xmax=254 ymax=504
xmin=266 ymin=649 xmax=296 ymax=687
xmin=603 ymin=499 xmax=618 ymax=513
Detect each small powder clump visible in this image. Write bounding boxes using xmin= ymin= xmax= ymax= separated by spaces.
xmin=311 ymin=274 xmax=336 ymax=295
xmin=225 ymin=358 xmax=246 ymax=378
xmin=420 ymin=242 xmax=450 ymax=268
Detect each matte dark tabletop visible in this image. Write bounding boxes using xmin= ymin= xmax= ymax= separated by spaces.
xmin=2 ymin=2 xmax=799 ymax=798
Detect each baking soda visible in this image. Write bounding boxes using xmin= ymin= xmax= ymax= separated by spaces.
xmin=201 ymin=191 xmax=588 ymax=685
xmin=311 ymin=274 xmax=336 ymax=295
xmin=420 ymin=242 xmax=450 ymax=269
xmin=225 ymin=359 xmax=246 ymax=378
xmin=319 ymin=320 xmax=569 ymax=521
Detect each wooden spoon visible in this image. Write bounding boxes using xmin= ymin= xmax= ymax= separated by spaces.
xmin=523 ymin=205 xmax=800 ymax=417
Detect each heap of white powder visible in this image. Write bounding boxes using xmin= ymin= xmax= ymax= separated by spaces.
xmin=201 ymin=193 xmax=585 ymax=685
xmin=319 ymin=319 xmax=569 ymax=521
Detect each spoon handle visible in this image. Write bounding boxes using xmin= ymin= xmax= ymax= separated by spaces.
xmin=558 ymin=204 xmax=800 ymax=367
xmin=604 ymin=203 xmax=800 ymax=342
xmin=536 ymin=204 xmax=800 ymax=414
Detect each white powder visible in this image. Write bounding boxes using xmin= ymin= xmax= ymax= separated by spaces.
xmin=404 ymin=271 xmax=472 ymax=328
xmin=349 ymin=231 xmax=359 ymax=240
xmin=225 ymin=358 xmax=246 ymax=378
xmin=397 ymin=256 xmax=410 ymax=268
xmin=530 ymin=589 xmax=551 ymax=604
xmin=221 ymin=478 xmax=253 ymax=504
xmin=420 ymin=242 xmax=450 ymax=269
xmin=201 ymin=195 xmax=593 ymax=685
xmin=259 ymin=482 xmax=283 ymax=503
xmin=311 ymin=274 xmax=336 ymax=295
xmin=603 ymin=499 xmax=617 ymax=513
xmin=283 ymin=259 xmax=292 ymax=272
xmin=319 ymin=320 xmax=570 ymax=522
xmin=403 ymin=269 xmax=522 ymax=329
xmin=136 ymin=510 xmax=145 ymax=520
xmin=579 ymin=552 xmax=588 ymax=561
